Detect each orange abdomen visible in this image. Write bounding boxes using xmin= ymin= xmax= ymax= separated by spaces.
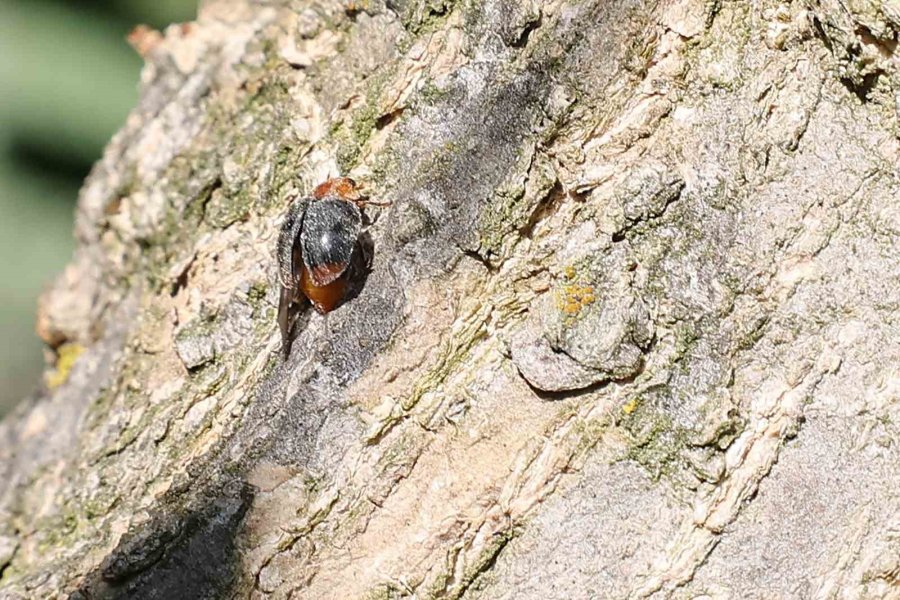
xmin=300 ymin=265 xmax=347 ymax=313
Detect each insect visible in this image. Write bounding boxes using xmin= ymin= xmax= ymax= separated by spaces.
xmin=276 ymin=177 xmax=385 ymax=358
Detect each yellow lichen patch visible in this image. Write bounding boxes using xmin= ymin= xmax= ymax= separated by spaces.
xmin=622 ymin=396 xmax=640 ymax=415
xmin=45 ymin=343 xmax=85 ymax=390
xmin=555 ymin=282 xmax=596 ymax=318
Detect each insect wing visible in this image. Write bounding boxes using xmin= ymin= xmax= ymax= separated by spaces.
xmin=301 ymin=199 xmax=362 ymax=286
xmin=277 ymin=196 xmax=310 ymax=289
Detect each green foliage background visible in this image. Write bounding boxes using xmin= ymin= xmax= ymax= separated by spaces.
xmin=0 ymin=1 xmax=195 ymax=415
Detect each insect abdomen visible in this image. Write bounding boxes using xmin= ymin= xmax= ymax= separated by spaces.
xmin=300 ymin=264 xmax=347 ymax=313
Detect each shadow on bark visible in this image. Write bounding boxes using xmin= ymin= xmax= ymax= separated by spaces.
xmin=71 ymin=480 xmax=254 ymax=600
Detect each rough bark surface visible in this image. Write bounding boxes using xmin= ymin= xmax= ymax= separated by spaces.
xmin=2 ymin=0 xmax=900 ymax=598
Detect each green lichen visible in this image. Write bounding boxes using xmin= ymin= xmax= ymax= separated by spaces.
xmin=672 ymin=320 xmax=700 ymax=361
xmin=204 ymin=187 xmax=250 ymax=229
xmin=368 ymin=145 xmax=403 ymax=190
xmin=83 ymin=490 xmax=120 ymax=521
xmin=405 ymin=311 xmax=487 ymax=412
xmin=620 ymin=397 xmax=689 ymax=480
xmin=571 ymin=415 xmax=610 ymax=459
xmin=417 ymin=527 xmax=518 ymax=599
xmin=412 ymin=141 xmax=463 ymax=185
xmin=682 ymin=1 xmax=751 ymax=91
xmin=330 ymin=69 xmax=397 ymax=173
xmin=364 ymin=583 xmax=406 ymax=600
xmin=195 ymin=362 xmax=230 ymax=396
xmin=174 ymin=311 xmax=218 ymax=348
xmin=417 ymin=79 xmax=453 ymax=106
xmin=478 ymin=179 xmax=527 ymax=256
xmin=700 ymin=410 xmax=744 ymax=450
xmin=138 ymin=154 xmax=222 ymax=291
xmin=378 ymin=430 xmax=423 ymax=470
xmin=247 ymin=281 xmax=269 ymax=310
xmin=130 ymin=75 xmax=297 ymax=274
xmin=268 ymin=143 xmax=305 ymax=207
xmin=454 ymin=526 xmax=518 ymax=598
xmin=34 ymin=502 xmax=90 ymax=555
xmin=399 ymin=0 xmax=461 ymax=37
xmin=478 ymin=149 xmax=558 ymax=258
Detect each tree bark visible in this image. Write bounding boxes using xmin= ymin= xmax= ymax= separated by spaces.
xmin=2 ymin=0 xmax=899 ymax=598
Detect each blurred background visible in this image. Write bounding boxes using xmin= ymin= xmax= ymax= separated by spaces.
xmin=0 ymin=0 xmax=196 ymax=416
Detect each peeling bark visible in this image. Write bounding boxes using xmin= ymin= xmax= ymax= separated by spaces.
xmin=2 ymin=0 xmax=900 ymax=598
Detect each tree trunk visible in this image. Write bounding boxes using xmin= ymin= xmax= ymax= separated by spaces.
xmin=2 ymin=0 xmax=899 ymax=597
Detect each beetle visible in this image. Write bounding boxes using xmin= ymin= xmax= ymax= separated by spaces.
xmin=276 ymin=177 xmax=384 ymax=358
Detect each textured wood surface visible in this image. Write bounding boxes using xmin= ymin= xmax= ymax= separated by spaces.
xmin=2 ymin=0 xmax=899 ymax=598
